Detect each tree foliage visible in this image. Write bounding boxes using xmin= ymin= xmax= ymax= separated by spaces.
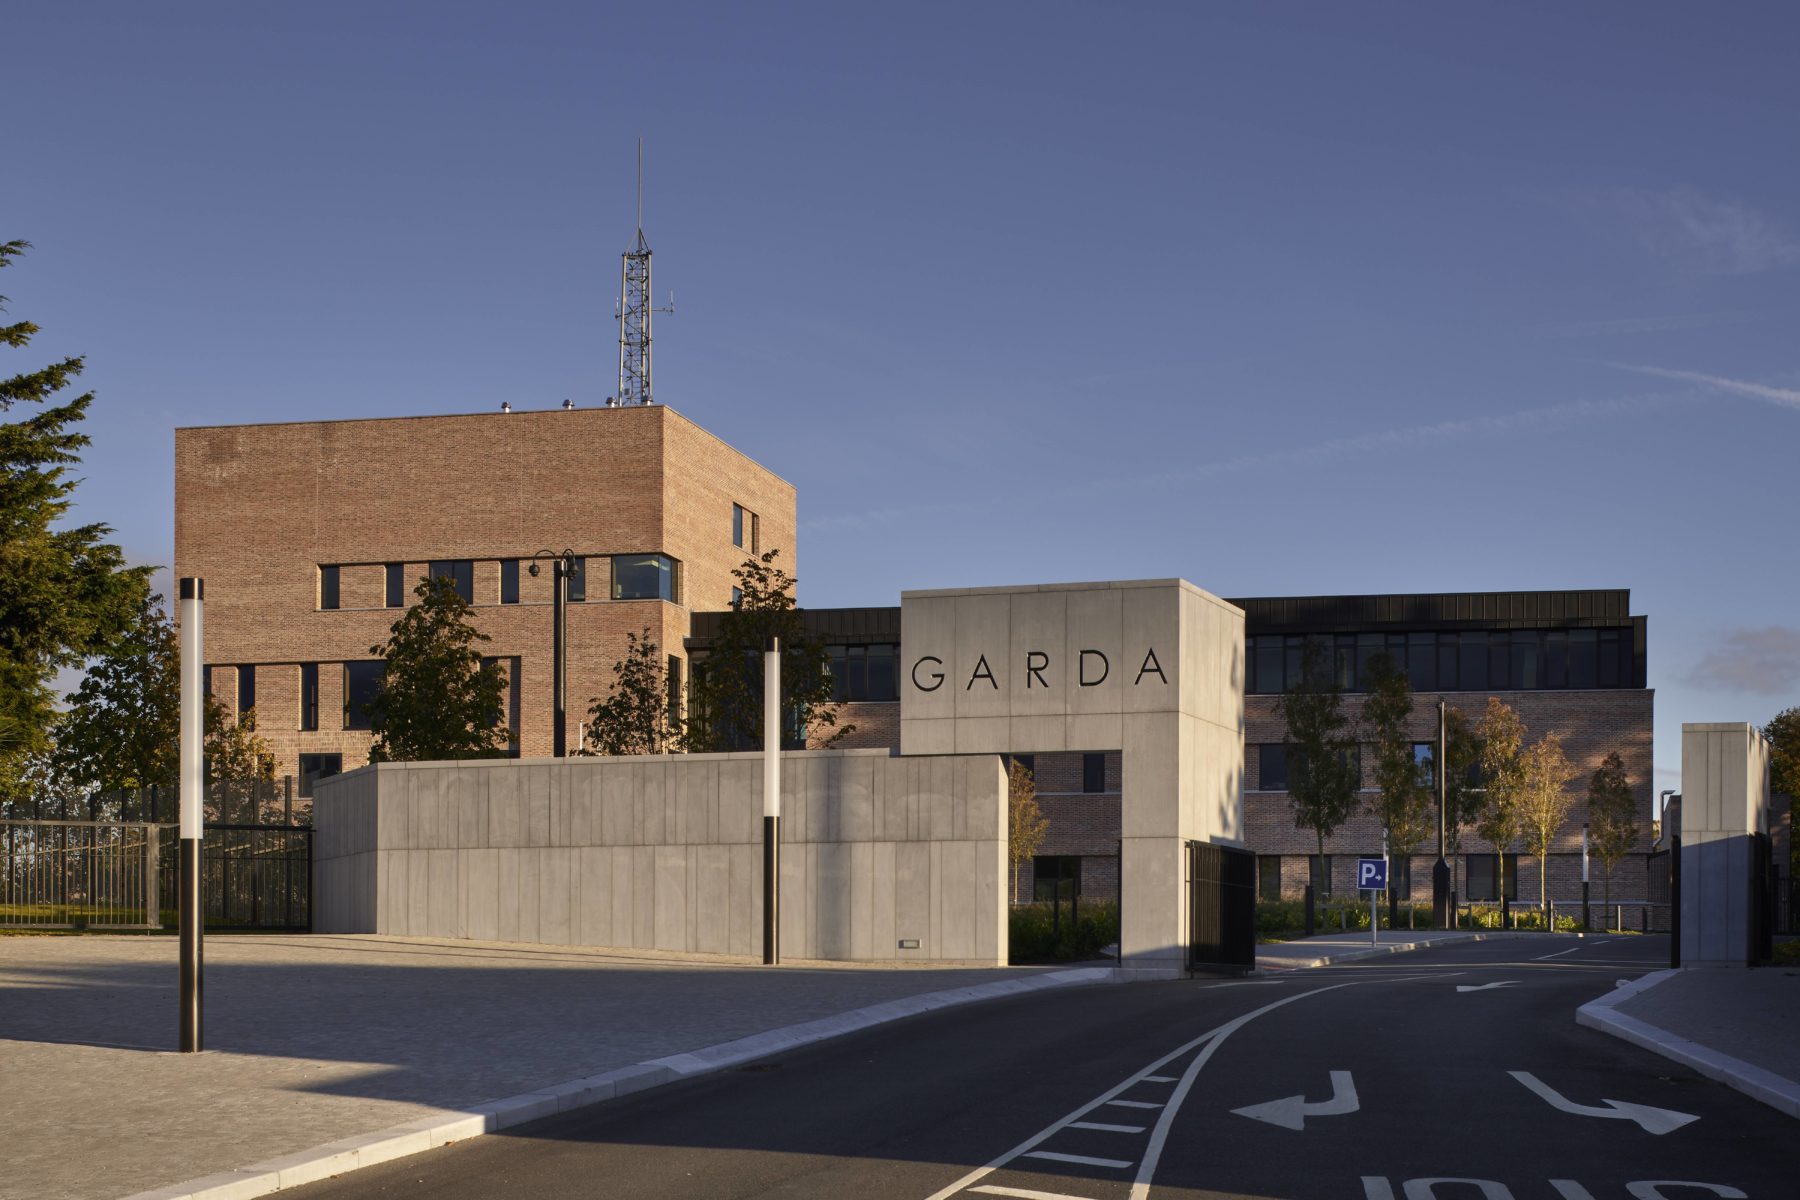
xmin=0 ymin=240 xmax=152 ymax=793
xmin=1278 ymin=639 xmax=1360 ymax=875
xmin=1436 ymin=705 xmax=1481 ymax=864
xmin=1475 ymin=697 xmax=1527 ymax=902
xmin=1519 ymin=731 xmax=1577 ymax=915
xmin=1007 ymin=758 xmax=1047 ymax=903
xmin=685 ymin=550 xmax=851 ymax=753
xmin=365 ymin=574 xmax=509 ymax=763
xmin=584 ymin=628 xmax=679 ymax=755
xmin=1586 ymin=750 xmax=1637 ymax=918
xmin=1363 ymin=652 xmax=1432 ymax=867
xmin=1766 ymin=707 xmax=1800 ymax=871
xmin=56 ymin=590 xmax=179 ymax=801
xmin=207 ymin=703 xmax=275 ymax=787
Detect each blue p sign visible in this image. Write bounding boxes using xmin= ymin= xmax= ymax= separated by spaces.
xmin=1358 ymin=858 xmax=1387 ymax=890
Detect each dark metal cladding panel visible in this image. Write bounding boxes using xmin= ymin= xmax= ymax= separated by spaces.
xmin=686 ymin=606 xmax=901 ymax=650
xmin=1227 ymin=590 xmax=1638 ymax=636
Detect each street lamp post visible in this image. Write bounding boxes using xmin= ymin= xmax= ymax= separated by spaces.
xmin=1433 ymin=698 xmax=1451 ymax=929
xmin=528 ymin=549 xmax=577 ymax=757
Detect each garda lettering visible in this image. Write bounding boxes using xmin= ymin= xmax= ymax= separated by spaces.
xmin=908 ymin=648 xmax=1167 ymax=693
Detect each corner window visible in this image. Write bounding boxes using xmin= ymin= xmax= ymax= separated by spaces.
xmin=1082 ymin=752 xmax=1105 ymax=794
xmin=343 ymin=661 xmax=385 ymax=730
xmin=297 ymin=753 xmax=342 ymax=798
xmin=299 ymin=663 xmax=319 ymax=731
xmin=1257 ymin=743 xmax=1288 ymax=791
xmin=428 ymin=560 xmax=474 ymax=603
xmin=319 ymin=565 xmax=340 ymax=611
xmin=732 ymin=503 xmax=746 ymax=548
xmin=612 ymin=553 xmax=677 ymax=602
xmin=500 ymin=559 xmax=520 ymax=605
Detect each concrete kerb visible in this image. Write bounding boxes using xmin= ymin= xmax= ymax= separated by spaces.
xmin=1254 ymin=930 xmax=1625 ymax=972
xmin=118 ymin=966 xmax=1120 ymax=1200
xmin=1577 ymin=970 xmax=1800 ymax=1121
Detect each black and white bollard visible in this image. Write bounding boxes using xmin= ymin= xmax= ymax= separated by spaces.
xmin=178 ymin=577 xmax=204 ymax=1052
xmin=762 ymin=637 xmax=781 ymax=966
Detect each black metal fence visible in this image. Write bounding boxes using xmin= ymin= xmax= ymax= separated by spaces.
xmin=155 ymin=825 xmax=312 ymax=931
xmin=1189 ymin=840 xmax=1256 ymax=973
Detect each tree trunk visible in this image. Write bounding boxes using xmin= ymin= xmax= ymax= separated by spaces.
xmin=1538 ymin=847 xmax=1547 ymax=927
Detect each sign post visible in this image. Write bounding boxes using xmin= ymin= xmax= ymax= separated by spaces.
xmin=1358 ymin=856 xmax=1387 ymax=948
xmin=762 ymin=636 xmax=781 ymax=966
xmin=178 ymin=577 xmax=204 ymax=1052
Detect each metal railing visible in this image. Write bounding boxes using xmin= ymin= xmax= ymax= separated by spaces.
xmin=0 ymin=820 xmax=162 ymax=929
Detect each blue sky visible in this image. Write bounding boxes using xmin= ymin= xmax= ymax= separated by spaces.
xmin=8 ymin=2 xmax=1799 ymax=788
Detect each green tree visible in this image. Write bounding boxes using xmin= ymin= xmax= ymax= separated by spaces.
xmin=1519 ymin=731 xmax=1577 ymax=918
xmin=1765 ymin=707 xmax=1800 ymax=872
xmin=55 ymin=590 xmax=179 ymax=809
xmin=365 ymin=574 xmax=509 ymax=763
xmin=1007 ymin=758 xmax=1047 ymax=903
xmin=584 ymin=628 xmax=680 ymax=755
xmin=1363 ymin=652 xmax=1431 ymax=918
xmin=1475 ymin=697 xmax=1527 ymax=906
xmin=0 ymin=240 xmax=152 ymax=794
xmin=685 ymin=550 xmax=851 ymax=753
xmin=1586 ymin=750 xmax=1637 ymax=926
xmin=1278 ymin=639 xmax=1360 ymax=893
xmin=1434 ymin=704 xmax=1481 ymax=893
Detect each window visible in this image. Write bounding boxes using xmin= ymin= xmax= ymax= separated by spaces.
xmin=1567 ymin=629 xmax=1597 ymax=689
xmin=666 ymin=655 xmax=683 ymax=729
xmin=319 ymin=565 xmax=340 ymax=610
xmin=297 ymin=753 xmax=342 ymax=798
xmin=342 ymin=661 xmax=384 ymax=730
xmin=299 ymin=663 xmax=319 ymax=731
xmin=1010 ymin=754 xmax=1035 ymax=779
xmin=428 ymin=560 xmax=474 ymax=603
xmin=1245 ymin=626 xmax=1635 ymax=693
xmin=1465 ymin=853 xmax=1519 ymax=901
xmin=1258 ymin=856 xmax=1282 ymax=901
xmin=1082 ymin=752 xmax=1106 ymax=794
xmin=1413 ymin=742 xmax=1434 ymax=787
xmin=1257 ymin=743 xmax=1288 ymax=791
xmin=566 ymin=556 xmax=586 ymax=603
xmin=612 ymin=553 xmax=677 ymax=601
xmin=751 ymin=512 xmax=760 ymax=554
xmin=1309 ymin=854 xmax=1333 ymax=898
xmin=732 ymin=503 xmax=746 ymax=548
xmin=730 ymin=586 xmax=743 ymax=609
xmin=1407 ymin=631 xmax=1435 ymax=691
xmin=238 ymin=665 xmax=256 ymax=719
xmin=1033 ymin=855 xmax=1080 ymax=901
xmin=1387 ymin=857 xmax=1413 ymax=898
xmin=385 ymin=563 xmax=405 ymax=608
xmin=500 ymin=559 xmax=520 ymax=605
xmin=825 ymin=643 xmax=900 ymax=702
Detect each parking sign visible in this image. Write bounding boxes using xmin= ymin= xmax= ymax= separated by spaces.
xmin=1357 ymin=857 xmax=1387 ymax=890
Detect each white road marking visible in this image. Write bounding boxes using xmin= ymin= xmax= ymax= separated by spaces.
xmin=970 ymin=1187 xmax=1099 ymax=1200
xmin=1456 ymin=981 xmax=1519 ymax=992
xmin=1142 ymin=1075 xmax=1176 ymax=1083
xmin=1068 ymin=1121 xmax=1145 ymax=1134
xmin=1023 ymin=1151 xmax=1133 ymax=1170
xmin=921 ymin=983 xmax=1353 ymax=1200
xmin=1536 ymin=941 xmax=1610 ymax=961
xmin=1550 ymin=1181 xmax=1597 ymax=1199
xmin=1230 ymin=1070 xmax=1359 ymax=1130
xmin=1508 ymin=1071 xmax=1699 ymax=1135
xmin=1105 ymin=1099 xmax=1163 ymax=1109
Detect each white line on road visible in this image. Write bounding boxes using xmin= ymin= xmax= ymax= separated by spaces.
xmin=1536 ymin=940 xmax=1615 ymax=961
xmin=970 ymin=1185 xmax=1099 ymax=1200
xmin=1509 ymin=1070 xmax=1699 ymax=1134
xmin=1106 ymin=1100 xmax=1163 ymax=1109
xmin=1143 ymin=1075 xmax=1176 ymax=1083
xmin=1023 ymin=1151 xmax=1134 ymax=1170
xmin=1068 ymin=1121 xmax=1146 ymax=1133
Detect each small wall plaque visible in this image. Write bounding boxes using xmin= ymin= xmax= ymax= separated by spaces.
xmin=898 ymin=938 xmax=920 ymax=949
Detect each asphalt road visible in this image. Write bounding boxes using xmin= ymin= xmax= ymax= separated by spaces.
xmin=293 ymin=936 xmax=1788 ymax=1199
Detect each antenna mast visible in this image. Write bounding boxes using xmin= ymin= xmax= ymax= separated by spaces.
xmin=617 ymin=138 xmax=672 ymax=406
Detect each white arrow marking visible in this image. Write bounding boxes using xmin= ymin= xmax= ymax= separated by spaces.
xmin=1231 ymin=1070 xmax=1359 ymax=1130
xmin=1508 ymin=1071 xmax=1699 ymax=1135
xmin=1456 ymin=981 xmax=1519 ymax=993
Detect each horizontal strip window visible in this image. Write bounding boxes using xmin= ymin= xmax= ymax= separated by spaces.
xmin=826 ymin=643 xmax=899 ymax=701
xmin=1246 ymin=628 xmax=1635 ymax=694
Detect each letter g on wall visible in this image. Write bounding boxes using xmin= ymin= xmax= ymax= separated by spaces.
xmin=911 ymin=655 xmax=945 ymax=692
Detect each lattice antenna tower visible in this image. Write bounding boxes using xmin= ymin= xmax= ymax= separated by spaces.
xmin=616 ymin=138 xmax=673 ymax=406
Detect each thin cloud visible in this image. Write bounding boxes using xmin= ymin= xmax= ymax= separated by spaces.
xmin=1603 ymin=187 xmax=1800 ymax=275
xmin=1687 ymin=628 xmax=1800 ymax=696
xmin=1607 ymin=364 xmax=1800 ymax=412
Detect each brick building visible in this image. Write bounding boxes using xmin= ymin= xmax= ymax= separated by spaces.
xmin=174 ymin=405 xmax=794 ymax=792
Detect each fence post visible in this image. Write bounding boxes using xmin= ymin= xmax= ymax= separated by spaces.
xmin=144 ymin=824 xmax=159 ymax=928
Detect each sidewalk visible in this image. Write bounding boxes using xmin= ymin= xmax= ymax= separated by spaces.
xmin=1578 ymin=962 xmax=1800 ymax=1120
xmin=0 ymin=934 xmax=1109 ymax=1200
xmin=1256 ymin=928 xmax=1485 ymax=969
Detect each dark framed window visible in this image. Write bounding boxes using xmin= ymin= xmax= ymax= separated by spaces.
xmin=342 ymin=661 xmax=385 ymax=730
xmin=500 ymin=559 xmax=520 ymax=605
xmin=732 ymin=503 xmax=746 ymax=548
xmin=730 ymin=586 xmax=743 ymax=609
xmin=1258 ymin=856 xmax=1282 ymax=901
xmin=238 ymin=665 xmax=256 ymax=719
xmin=1082 ymin=752 xmax=1106 ymax=794
xmin=612 ymin=553 xmax=677 ymax=602
xmin=825 ymin=643 xmax=900 ymax=702
xmin=1567 ymin=628 xmax=1597 ymax=689
xmin=567 ymin=556 xmax=586 ymax=603
xmin=751 ymin=512 xmax=760 ymax=554
xmin=299 ymin=663 xmax=319 ymax=731
xmin=1257 ymin=743 xmax=1288 ymax=791
xmin=385 ymin=563 xmax=405 ymax=608
xmin=1407 ymin=631 xmax=1436 ymax=691
xmin=428 ymin=560 xmax=474 ymax=603
xmin=1465 ymin=853 xmax=1519 ymax=901
xmin=1388 ymin=857 xmax=1413 ymax=898
xmin=666 ymin=655 xmax=683 ymax=728
xmin=1033 ymin=855 xmax=1080 ymax=902
xmin=1412 ymin=742 xmax=1434 ymax=786
xmin=319 ymin=565 xmax=340 ymax=610
xmin=1597 ymin=629 xmax=1623 ymax=688
xmin=297 ymin=753 xmax=342 ymax=798
xmin=1309 ymin=854 xmax=1333 ymax=898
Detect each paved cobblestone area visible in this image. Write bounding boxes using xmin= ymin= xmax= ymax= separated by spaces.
xmin=0 ymin=934 xmax=1041 ymax=1200
xmin=1615 ymin=962 xmax=1800 ymax=1084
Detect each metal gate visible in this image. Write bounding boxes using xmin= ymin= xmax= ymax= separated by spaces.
xmin=158 ymin=825 xmax=313 ymax=931
xmin=1189 ymin=840 xmax=1256 ymax=973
